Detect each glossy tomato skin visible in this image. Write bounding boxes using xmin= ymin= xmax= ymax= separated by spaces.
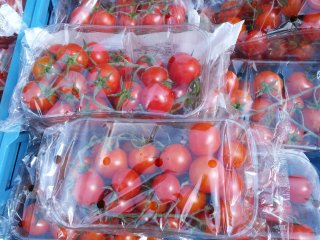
xmin=54 ymin=71 xmax=88 ymax=98
xmin=118 ymin=14 xmax=138 ymax=26
xmin=289 ymin=175 xmax=312 ymax=204
xmin=136 ymin=195 xmax=168 ymax=214
xmin=90 ymin=10 xmax=116 ymax=26
xmin=87 ymin=42 xmax=110 ymax=68
xmin=176 ymin=185 xmax=206 ymax=213
xmin=286 ymin=72 xmax=314 ymax=99
xmin=239 ymin=30 xmax=268 ymax=57
xmin=46 ymin=44 xmax=64 ymax=58
xmin=141 ymin=66 xmax=168 ymax=86
xmin=289 ymin=224 xmax=316 ymax=240
xmin=21 ymin=204 xmax=49 ymax=236
xmin=189 ymin=123 xmax=221 ymax=156
xmin=107 ymin=198 xmax=135 ymax=214
xmin=128 ymin=144 xmax=160 ymax=175
xmin=69 ymin=5 xmax=91 ymax=24
xmin=140 ymin=13 xmax=165 ymax=25
xmin=113 ymin=81 xmax=142 ymax=111
xmin=57 ymin=43 xmax=89 ymax=71
xmin=255 ymin=7 xmax=281 ymax=32
xmin=141 ymin=83 xmax=175 ymax=113
xmin=165 ymin=5 xmax=187 ymax=24
xmin=152 ymin=173 xmax=181 ymax=202
xmin=136 ymin=55 xmax=164 ymax=78
xmin=281 ymin=0 xmax=302 ymax=17
xmin=224 ymin=70 xmax=239 ymax=94
xmin=253 ymin=71 xmax=283 ymax=98
xmin=302 ymin=107 xmax=320 ymax=134
xmin=159 ymin=144 xmax=192 ymax=176
xmin=73 ymin=170 xmax=105 ymax=205
xmin=250 ymin=98 xmax=274 ymax=122
xmin=112 ymin=168 xmax=141 ymax=200
xmin=223 ymin=141 xmax=247 ymax=169
xmin=168 ymin=53 xmax=201 ymax=86
xmin=230 ymin=89 xmax=253 ymax=113
xmin=189 ymin=157 xmax=225 ymax=194
xmin=94 ymin=147 xmax=128 ymax=178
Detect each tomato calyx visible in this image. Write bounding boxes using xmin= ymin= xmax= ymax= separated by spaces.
xmin=115 ymin=81 xmax=135 ymax=110
xmin=63 ymin=53 xmax=83 ymax=72
xmin=255 ymin=80 xmax=281 ymax=98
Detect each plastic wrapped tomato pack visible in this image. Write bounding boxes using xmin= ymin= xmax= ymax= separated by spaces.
xmin=51 ymin=0 xmax=201 ymax=27
xmin=0 ymin=37 xmax=15 ymax=99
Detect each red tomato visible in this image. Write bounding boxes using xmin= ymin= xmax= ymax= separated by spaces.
xmin=250 ymin=98 xmax=274 ymax=122
xmin=224 ymin=70 xmax=239 ymax=94
xmin=230 ymin=89 xmax=253 ymax=113
xmin=116 ymin=0 xmax=136 ymax=13
xmin=284 ymin=96 xmax=304 ymax=116
xmin=107 ymin=198 xmax=135 ymax=214
xmin=140 ymin=13 xmax=164 ymax=25
xmin=301 ymin=13 xmax=320 ymax=40
xmin=79 ymin=232 xmax=107 ymax=240
xmin=286 ymin=72 xmax=314 ymax=99
xmin=217 ymin=0 xmax=243 ymax=22
xmin=136 ymin=54 xmax=164 ymax=78
xmin=266 ymin=38 xmax=289 ymax=60
xmin=290 ymin=40 xmax=315 ymax=61
xmin=159 ymin=144 xmax=192 ymax=176
xmin=222 ymin=171 xmax=244 ymax=202
xmin=21 ymin=204 xmax=49 ymax=236
xmin=110 ymin=51 xmax=133 ymax=80
xmin=253 ymin=70 xmax=283 ymax=99
xmin=250 ymin=123 xmax=273 ymax=144
xmin=189 ymin=123 xmax=221 ymax=156
xmin=115 ymin=234 xmax=139 ymax=240
xmin=22 ymin=81 xmax=57 ymax=114
xmin=112 ymin=168 xmax=141 ymax=200
xmin=45 ymin=101 xmax=74 ymax=116
xmin=94 ymin=146 xmax=128 ymax=178
xmin=141 ymin=66 xmax=168 ymax=86
xmin=165 ymin=5 xmax=187 ymax=24
xmin=281 ymin=0 xmax=302 ymax=17
xmin=32 ymin=56 xmax=55 ymax=80
xmin=73 ymin=170 xmax=105 ymax=205
xmin=57 ymin=43 xmax=89 ymax=71
xmin=69 ymin=5 xmax=91 ymax=24
xmin=90 ymin=10 xmax=116 ymax=26
xmin=223 ymin=141 xmax=247 ymax=169
xmin=239 ymin=30 xmax=268 ymax=57
xmin=168 ymin=52 xmax=201 ymax=86
xmin=289 ymin=175 xmax=312 ymax=204
xmin=277 ymin=122 xmax=304 ymax=145
xmin=172 ymin=85 xmax=189 ymax=110
xmin=87 ymin=42 xmax=110 ymax=68
xmin=308 ymin=0 xmax=320 ymax=10
xmin=159 ymin=217 xmax=181 ymax=230
xmin=152 ymin=173 xmax=181 ymax=202
xmin=302 ymin=107 xmax=320 ymax=134
xmin=113 ymin=81 xmax=142 ymax=111
xmin=118 ymin=14 xmax=138 ymax=26
xmin=55 ymin=71 xmax=88 ymax=98
xmin=289 ymin=224 xmax=316 ymax=240
xmin=176 ymin=185 xmax=206 ymax=213
xmin=128 ymin=144 xmax=160 ymax=175
xmin=47 ymin=44 xmax=63 ymax=57
xmin=255 ymin=7 xmax=281 ymax=32
xmin=141 ymin=83 xmax=175 ymax=113
xmin=136 ymin=195 xmax=168 ymax=214
xmin=88 ymin=64 xmax=121 ymax=95
xmin=189 ymin=157 xmax=225 ymax=194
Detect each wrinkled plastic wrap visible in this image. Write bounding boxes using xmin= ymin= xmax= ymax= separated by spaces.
xmin=0 ymin=36 xmax=15 ymax=98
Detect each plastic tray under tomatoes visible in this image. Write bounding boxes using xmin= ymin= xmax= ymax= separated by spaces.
xmin=36 ymin=118 xmax=259 ymax=239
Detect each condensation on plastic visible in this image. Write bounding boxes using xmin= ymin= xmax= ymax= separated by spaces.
xmin=35 ymin=118 xmax=260 ymax=239
xmin=2 ymin=22 xmax=241 ymax=130
xmin=0 ymin=1 xmax=26 ymax=37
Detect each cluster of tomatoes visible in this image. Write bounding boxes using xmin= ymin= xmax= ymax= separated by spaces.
xmin=21 ymin=41 xmax=202 ymax=117
xmin=69 ymin=0 xmax=187 ymax=26
xmin=0 ymin=37 xmax=15 ymax=99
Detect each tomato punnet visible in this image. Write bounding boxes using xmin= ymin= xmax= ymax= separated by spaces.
xmin=141 ymin=83 xmax=175 ymax=113
xmin=22 ymin=81 xmax=57 ymax=114
xmin=152 ymin=173 xmax=181 ymax=202
xmin=230 ymin=89 xmax=253 ymax=113
xmin=159 ymin=144 xmax=192 ymax=176
xmin=239 ymin=30 xmax=268 ymax=57
xmin=73 ymin=170 xmax=104 ymax=205
xmin=277 ymin=122 xmax=304 ymax=144
xmin=90 ymin=10 xmax=116 ymax=26
xmin=141 ymin=66 xmax=169 ymax=86
xmin=224 ymin=70 xmax=239 ymax=94
xmin=87 ymin=42 xmax=110 ymax=68
xmin=250 ymin=97 xmax=274 ymax=122
xmin=284 ymin=96 xmax=304 ymax=116
xmin=168 ymin=52 xmax=201 ymax=86
xmin=55 ymin=71 xmax=88 ymax=98
xmin=281 ymin=0 xmax=302 ymax=17
xmin=113 ymin=81 xmax=142 ymax=111
xmin=69 ymin=5 xmax=91 ymax=24
xmin=136 ymin=195 xmax=168 ymax=214
xmin=46 ymin=101 xmax=74 ymax=116
xmin=136 ymin=55 xmax=164 ymax=78
xmin=223 ymin=141 xmax=247 ymax=169
xmin=286 ymin=72 xmax=314 ymax=99
xmin=308 ymin=0 xmax=320 ymax=10
xmin=79 ymin=232 xmax=107 ymax=240
xmin=57 ymin=43 xmax=89 ymax=71
xmin=21 ymin=204 xmax=49 ymax=236
xmin=32 ymin=56 xmax=55 ymax=80
xmin=302 ymin=107 xmax=320 ymax=134
xmin=165 ymin=5 xmax=187 ymax=24
xmin=255 ymin=7 xmax=281 ymax=32
xmin=189 ymin=157 xmax=225 ymax=194
xmin=289 ymin=224 xmax=316 ymax=240
xmin=128 ymin=144 xmax=160 ymax=175
xmin=112 ymin=168 xmax=142 ymax=200
xmin=88 ymin=64 xmax=121 ymax=96
xmin=118 ymin=14 xmax=138 ymax=26
xmin=189 ymin=123 xmax=221 ymax=157
xmin=94 ymin=146 xmax=128 ymax=178
xmin=253 ymin=70 xmax=283 ymax=98
xmin=177 ymin=185 xmax=206 ymax=213
xmin=289 ymin=175 xmax=312 ymax=204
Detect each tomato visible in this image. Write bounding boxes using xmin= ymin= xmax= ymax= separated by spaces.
xmin=45 ymin=101 xmax=74 ymax=116
xmin=224 ymin=70 xmax=239 ymax=94
xmin=116 ymin=0 xmax=136 ymax=13
xmin=290 ymin=40 xmax=315 ymax=61
xmin=57 ymin=43 xmax=89 ymax=71
xmin=230 ymin=89 xmax=253 ymax=113
xmin=110 ymin=51 xmax=133 ymax=80
xmin=289 ymin=224 xmax=316 ymax=240
xmin=118 ymin=14 xmax=138 ymax=26
xmin=79 ymin=232 xmax=107 ymax=240
xmin=32 ymin=56 xmax=55 ymax=80
xmin=136 ymin=54 xmax=164 ymax=78
xmin=107 ymin=198 xmax=135 ymax=214
xmin=138 ymin=3 xmax=164 ymax=12
xmin=21 ymin=204 xmax=49 ymax=236
xmin=223 ymin=141 xmax=247 ymax=169
xmin=94 ymin=146 xmax=128 ymax=178
xmin=22 ymin=81 xmax=57 ymax=114
xmin=222 ymin=171 xmax=244 ymax=203
xmin=217 ymin=0 xmax=242 ymax=22
xmin=47 ymin=44 xmax=63 ymax=58
xmin=141 ymin=83 xmax=175 ymax=113
xmin=250 ymin=98 xmax=274 ymax=122
xmin=239 ymin=30 xmax=268 ymax=57
xmin=253 ymin=70 xmax=283 ymax=98
xmin=250 ymin=123 xmax=273 ymax=144
xmin=255 ymin=7 xmax=281 ymax=32
xmin=115 ymin=234 xmax=139 ymax=240
xmin=289 ymin=175 xmax=312 ymax=204
xmin=73 ymin=170 xmax=104 ymax=205
xmin=301 ymin=14 xmax=320 ymax=40
xmin=87 ymin=42 xmax=110 ymax=68
xmin=112 ymin=168 xmax=141 ymax=200
xmin=176 ymin=185 xmax=206 ymax=213
xmin=152 ymin=173 xmax=180 ymax=202
xmin=159 ymin=217 xmax=181 ymax=230
xmin=55 ymin=71 xmax=88 ymax=98
xmin=69 ymin=5 xmax=91 ymax=24
xmin=278 ymin=122 xmax=304 ymax=145
xmin=286 ymin=72 xmax=314 ymax=99
xmin=281 ymin=0 xmax=302 ymax=17
xmin=308 ymin=0 xmax=320 ymax=10
xmin=189 ymin=123 xmax=221 ymax=157
xmin=165 ymin=5 xmax=186 ymax=24
xmin=141 ymin=66 xmax=168 ymax=86
xmin=159 ymin=144 xmax=192 ymax=176
xmin=128 ymin=144 xmax=160 ymax=175
xmin=113 ymin=81 xmax=142 ymax=111
xmin=136 ymin=195 xmax=168 ymax=214
xmin=141 ymin=12 xmax=165 ymax=25
xmin=189 ymin=157 xmax=225 ymax=194
xmin=302 ymin=107 xmax=320 ymax=134
xmin=168 ymin=53 xmax=201 ymax=86
xmin=284 ymin=96 xmax=304 ymax=116
xmin=266 ymin=38 xmax=289 ymax=60
xmin=88 ymin=64 xmax=121 ymax=95
xmin=172 ymin=85 xmax=189 ymax=110
xmin=90 ymin=10 xmax=116 ymax=26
